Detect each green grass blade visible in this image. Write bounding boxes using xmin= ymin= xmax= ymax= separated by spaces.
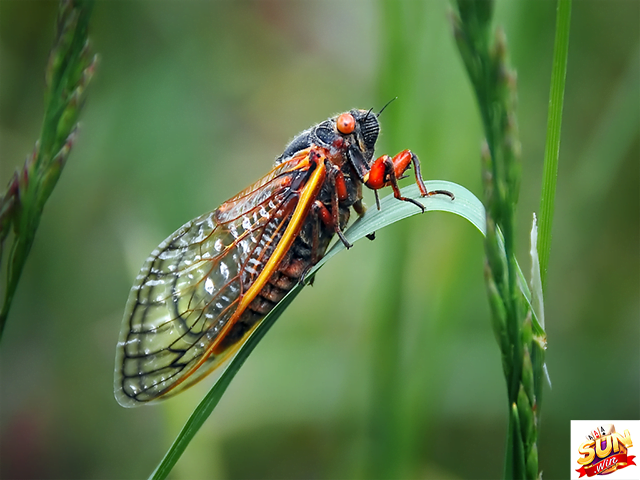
xmin=538 ymin=0 xmax=572 ymax=289
xmin=149 ymin=180 xmax=485 ymax=480
xmin=318 ymin=180 xmax=486 ymax=268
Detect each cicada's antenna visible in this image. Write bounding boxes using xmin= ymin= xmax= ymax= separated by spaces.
xmin=377 ymin=97 xmax=398 ymax=117
xmin=363 ymin=107 xmax=374 ymax=123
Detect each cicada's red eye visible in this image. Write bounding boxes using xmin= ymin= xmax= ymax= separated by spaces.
xmin=336 ymin=113 xmax=355 ymax=135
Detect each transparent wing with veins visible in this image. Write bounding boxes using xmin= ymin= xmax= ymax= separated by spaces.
xmin=114 ymin=155 xmax=310 ymax=407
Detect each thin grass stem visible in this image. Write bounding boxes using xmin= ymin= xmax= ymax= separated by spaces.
xmin=0 ymin=0 xmax=96 ymax=339
xmin=538 ymin=0 xmax=572 ymax=289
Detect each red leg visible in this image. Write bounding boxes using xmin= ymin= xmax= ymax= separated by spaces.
xmin=328 ymin=166 xmax=353 ymax=249
xmin=334 ymin=169 xmax=348 ymax=201
xmin=364 ymin=150 xmax=454 ymax=209
xmin=312 ymin=166 xmax=353 ymax=249
xmin=382 ymin=156 xmax=427 ymax=212
xmin=313 ymin=200 xmax=333 ymax=227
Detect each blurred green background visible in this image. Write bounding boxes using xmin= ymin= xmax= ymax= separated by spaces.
xmin=0 ymin=1 xmax=638 ymax=479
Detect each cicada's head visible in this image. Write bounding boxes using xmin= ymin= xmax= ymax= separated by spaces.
xmin=333 ymin=109 xmax=380 ymax=181
xmin=277 ymin=109 xmax=380 ymax=181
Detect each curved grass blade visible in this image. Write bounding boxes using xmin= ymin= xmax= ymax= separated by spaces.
xmin=315 ymin=180 xmax=486 ymax=271
xmin=149 ymin=179 xmax=538 ymax=480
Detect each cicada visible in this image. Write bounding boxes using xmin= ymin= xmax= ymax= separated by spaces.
xmin=114 ymin=109 xmax=453 ymax=407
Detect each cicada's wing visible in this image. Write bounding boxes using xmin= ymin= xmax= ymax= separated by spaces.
xmin=115 ymin=152 xmax=317 ymax=407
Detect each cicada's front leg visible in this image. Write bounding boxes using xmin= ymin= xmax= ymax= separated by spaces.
xmin=363 ymin=149 xmax=454 ymax=211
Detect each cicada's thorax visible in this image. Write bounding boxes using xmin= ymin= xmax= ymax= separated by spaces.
xmin=217 ymin=111 xmax=379 ymax=351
